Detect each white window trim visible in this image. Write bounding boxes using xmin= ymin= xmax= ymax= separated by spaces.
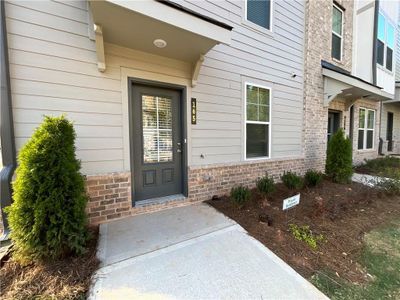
xmin=358 ymin=107 xmax=375 ymax=150
xmin=244 ymin=82 xmax=272 ymax=161
xmin=377 ymin=12 xmax=394 ymax=73
xmin=243 ymin=0 xmax=274 ymax=35
xmin=332 ymin=3 xmax=344 ymax=61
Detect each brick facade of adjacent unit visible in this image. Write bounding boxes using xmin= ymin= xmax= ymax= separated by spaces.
xmin=85 ymin=157 xmax=305 ymax=225
xmin=303 ymin=0 xmax=379 ymax=170
xmin=303 ymin=0 xmax=354 ymax=172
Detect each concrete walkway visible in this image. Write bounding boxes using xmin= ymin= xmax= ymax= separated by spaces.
xmin=89 ymin=203 xmax=328 ymax=300
xmin=352 ymin=172 xmax=393 ymax=187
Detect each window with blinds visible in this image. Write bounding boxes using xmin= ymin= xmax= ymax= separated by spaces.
xmin=246 ymin=0 xmax=271 ymax=30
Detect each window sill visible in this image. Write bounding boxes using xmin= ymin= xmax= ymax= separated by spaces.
xmin=245 ymin=156 xmax=271 ymax=162
xmin=356 ymin=148 xmax=376 ymax=153
xmin=241 ymin=19 xmax=274 ymax=39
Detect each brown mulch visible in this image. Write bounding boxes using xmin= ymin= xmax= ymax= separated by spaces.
xmin=0 ymin=227 xmax=99 ymax=300
xmin=207 ymin=180 xmax=400 ymax=284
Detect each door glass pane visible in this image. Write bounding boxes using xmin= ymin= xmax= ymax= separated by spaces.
xmin=159 ymin=131 xmax=173 ymax=162
xmin=366 ymin=130 xmax=374 ymax=149
xmin=247 ymin=0 xmax=271 ymax=30
xmin=332 ymin=6 xmax=342 ymax=35
xmin=331 ymin=34 xmax=341 ymax=60
xmin=143 ymin=130 xmax=158 ymax=163
xmin=367 ymin=110 xmax=375 ymax=129
xmin=358 ymin=129 xmax=364 ymax=149
xmin=142 ymin=95 xmax=173 ymax=163
xmin=359 ymin=109 xmax=365 ymax=128
xmin=246 ymin=124 xmax=268 ymax=158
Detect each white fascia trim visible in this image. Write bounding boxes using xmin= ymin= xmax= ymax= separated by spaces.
xmin=106 ymin=0 xmax=231 ymax=45
xmin=322 ymin=68 xmax=393 ymax=100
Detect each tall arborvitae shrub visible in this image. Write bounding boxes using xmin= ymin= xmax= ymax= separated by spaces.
xmin=6 ymin=116 xmax=88 ymax=263
xmin=325 ymin=129 xmax=353 ymax=183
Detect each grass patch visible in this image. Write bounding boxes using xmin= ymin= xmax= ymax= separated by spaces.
xmin=312 ymin=219 xmax=400 ymax=299
xmin=356 ymin=156 xmax=400 ymax=179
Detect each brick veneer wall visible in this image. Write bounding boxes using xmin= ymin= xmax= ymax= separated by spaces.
xmin=85 ymin=157 xmax=306 ymax=225
xmin=303 ymin=0 xmax=354 ymax=172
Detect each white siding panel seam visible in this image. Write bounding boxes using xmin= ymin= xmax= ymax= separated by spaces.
xmin=5 ymin=3 xmax=89 ymax=37
xmin=52 ymin=0 xmax=88 ymax=12
xmin=8 ymin=32 xmax=96 ymax=56
xmin=6 ymin=19 xmax=95 ymax=51
xmin=7 ymin=1 xmax=88 ymax=25
xmin=10 ymin=62 xmax=119 ymax=82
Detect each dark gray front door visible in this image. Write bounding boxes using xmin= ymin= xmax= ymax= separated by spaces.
xmin=132 ymin=84 xmax=183 ymax=201
xmin=327 ymin=111 xmax=340 ymax=142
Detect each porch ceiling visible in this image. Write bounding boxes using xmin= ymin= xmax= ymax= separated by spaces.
xmin=89 ymin=0 xmax=232 ymax=64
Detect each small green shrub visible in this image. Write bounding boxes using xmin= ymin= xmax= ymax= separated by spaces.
xmin=289 ymin=224 xmax=325 ymax=250
xmin=256 ymin=173 xmax=275 ymax=197
xmin=305 ymin=169 xmax=323 ymax=187
xmin=230 ymin=185 xmax=251 ymax=207
xmin=326 ymin=129 xmax=353 ymax=183
xmin=281 ymin=171 xmax=303 ymax=189
xmin=6 ymin=115 xmax=88 ymax=263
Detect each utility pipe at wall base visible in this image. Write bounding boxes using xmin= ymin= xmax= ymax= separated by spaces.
xmin=0 ymin=0 xmax=17 ymax=240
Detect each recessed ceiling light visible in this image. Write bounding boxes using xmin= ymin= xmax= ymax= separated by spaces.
xmin=153 ymin=39 xmax=167 ymax=48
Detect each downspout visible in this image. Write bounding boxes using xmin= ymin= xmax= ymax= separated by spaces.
xmin=0 ymin=0 xmax=17 ymax=240
xmin=372 ymin=0 xmax=379 ymax=85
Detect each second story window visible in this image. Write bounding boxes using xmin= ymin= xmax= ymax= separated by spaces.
xmin=246 ymin=0 xmax=271 ymax=30
xmin=332 ymin=4 xmax=343 ymax=61
xmin=377 ymin=13 xmax=395 ymax=71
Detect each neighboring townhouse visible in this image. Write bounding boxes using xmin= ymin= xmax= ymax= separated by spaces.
xmin=1 ymin=0 xmax=307 ymax=228
xmin=380 ymin=7 xmax=400 ymax=156
xmin=304 ymin=0 xmax=399 ymax=169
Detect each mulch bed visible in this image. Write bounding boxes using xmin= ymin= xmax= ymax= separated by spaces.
xmin=0 ymin=227 xmax=99 ymax=300
xmin=207 ymin=180 xmax=400 ymax=284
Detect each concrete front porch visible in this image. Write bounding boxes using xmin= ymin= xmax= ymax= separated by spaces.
xmin=89 ymin=203 xmax=327 ymax=299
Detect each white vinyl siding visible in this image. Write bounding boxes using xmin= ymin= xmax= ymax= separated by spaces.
xmin=182 ymin=0 xmax=304 ymax=165
xmin=6 ymin=0 xmax=305 ymax=171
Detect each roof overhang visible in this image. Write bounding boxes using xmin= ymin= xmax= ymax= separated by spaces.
xmin=89 ymin=0 xmax=232 ymax=85
xmin=322 ymin=67 xmax=393 ymax=107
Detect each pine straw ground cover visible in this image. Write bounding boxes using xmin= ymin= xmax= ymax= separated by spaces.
xmin=0 ymin=227 xmax=99 ymax=300
xmin=207 ymin=180 xmax=400 ymax=287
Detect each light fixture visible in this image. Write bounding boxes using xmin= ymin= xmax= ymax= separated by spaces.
xmin=153 ymin=39 xmax=167 ymax=48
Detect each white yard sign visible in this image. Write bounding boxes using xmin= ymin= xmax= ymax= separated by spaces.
xmin=282 ymin=194 xmax=300 ymax=210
